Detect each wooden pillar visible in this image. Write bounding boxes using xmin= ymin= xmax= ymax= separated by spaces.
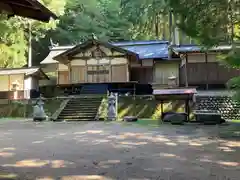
xmin=184 ymin=54 xmax=189 ymax=87
xmin=85 ymin=59 xmax=88 ymax=83
xmin=68 ymin=62 xmax=71 ymax=84
xmin=161 ymin=100 xmax=164 ymax=120
xmin=185 ymin=99 xmax=189 ymax=122
xmin=205 ymin=52 xmax=209 ymax=90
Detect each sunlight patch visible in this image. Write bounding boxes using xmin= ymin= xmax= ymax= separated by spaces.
xmin=222 ymin=141 xmax=240 ymax=148
xmin=165 ymin=142 xmax=178 ymax=146
xmin=188 ymin=142 xmax=203 ymax=146
xmin=0 ymin=152 xmax=14 ymax=158
xmin=217 ymin=161 xmax=239 ymax=167
xmin=218 ymin=146 xmax=235 ymax=152
xmin=61 ymin=175 xmax=109 ymax=180
xmin=86 ymin=130 xmax=103 ymax=134
xmin=0 ymin=173 xmax=17 ymax=179
xmin=32 ymin=141 xmax=45 ymax=144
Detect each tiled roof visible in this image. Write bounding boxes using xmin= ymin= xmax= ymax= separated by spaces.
xmin=112 ymin=40 xmax=170 ymax=59
xmin=41 ymin=40 xmax=233 ymax=64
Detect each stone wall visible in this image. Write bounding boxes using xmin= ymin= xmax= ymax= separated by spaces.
xmin=195 ymin=95 xmax=240 ymax=120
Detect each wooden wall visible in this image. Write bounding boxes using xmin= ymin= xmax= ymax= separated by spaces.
xmin=0 ymin=74 xmax=24 ymax=91
xmin=56 ymin=45 xmax=130 ymax=84
xmin=180 ymin=53 xmax=240 ymax=85
xmin=180 ymin=62 xmax=240 ymax=85
xmin=154 ymin=61 xmax=180 ymax=85
xmin=58 ymin=64 xmax=69 ymax=84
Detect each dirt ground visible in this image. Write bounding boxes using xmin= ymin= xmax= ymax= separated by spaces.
xmin=0 ymin=120 xmax=239 ymax=180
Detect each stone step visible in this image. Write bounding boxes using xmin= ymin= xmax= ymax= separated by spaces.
xmin=66 ymin=103 xmax=100 ymax=106
xmin=59 ymin=112 xmax=97 ymax=116
xmin=61 ymin=109 xmax=98 ymax=112
xmin=69 ymin=99 xmax=103 ymax=101
xmin=58 ymin=116 xmax=96 ymax=120
xmin=57 ymin=118 xmax=96 ymax=121
xmin=67 ymin=103 xmax=101 ymax=106
xmin=68 ymin=100 xmax=102 ymax=103
xmin=63 ymin=107 xmax=99 ymax=110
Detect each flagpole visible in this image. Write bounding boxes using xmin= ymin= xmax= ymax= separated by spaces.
xmin=28 ymin=21 xmax=32 ymax=68
xmin=27 ymin=20 xmax=32 ymax=99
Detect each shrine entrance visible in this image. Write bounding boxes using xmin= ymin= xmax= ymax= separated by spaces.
xmin=87 ymin=65 xmax=110 ymax=83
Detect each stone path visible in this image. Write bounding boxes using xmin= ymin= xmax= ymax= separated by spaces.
xmin=0 ymin=121 xmax=239 ymax=180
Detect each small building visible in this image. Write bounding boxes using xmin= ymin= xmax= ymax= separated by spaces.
xmin=0 ymin=67 xmax=49 ymax=99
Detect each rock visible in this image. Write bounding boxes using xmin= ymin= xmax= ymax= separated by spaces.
xmin=163 ymin=112 xmax=186 ymax=125
xmin=123 ymin=116 xmax=138 ymax=122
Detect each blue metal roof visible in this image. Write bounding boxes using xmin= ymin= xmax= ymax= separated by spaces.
xmin=111 ymin=40 xmax=170 ymax=59
xmin=173 ymin=44 xmax=232 ymax=53
xmin=112 ymin=40 xmax=168 ymax=46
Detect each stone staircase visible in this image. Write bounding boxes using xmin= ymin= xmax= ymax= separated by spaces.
xmin=57 ymin=96 xmax=103 ymax=121
xmin=81 ymin=84 xmax=108 ymax=94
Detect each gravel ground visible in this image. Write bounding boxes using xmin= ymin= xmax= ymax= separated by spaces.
xmin=0 ymin=120 xmax=239 ymax=180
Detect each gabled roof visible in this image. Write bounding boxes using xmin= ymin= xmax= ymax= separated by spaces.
xmin=41 ymin=45 xmax=74 ymax=64
xmin=0 ymin=67 xmax=49 ymax=80
xmin=112 ymin=40 xmax=170 ymax=59
xmin=0 ymin=0 xmax=57 ymax=22
xmin=173 ymin=44 xmax=233 ymax=53
xmin=53 ymin=39 xmax=138 ymax=61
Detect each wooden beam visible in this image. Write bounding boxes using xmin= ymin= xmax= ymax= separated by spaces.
xmin=8 ymin=75 xmax=10 ymax=91
xmin=70 ymin=55 xmax=126 ymax=60
xmin=205 ymin=52 xmax=209 ymax=90
xmin=184 ymin=54 xmax=189 ymax=87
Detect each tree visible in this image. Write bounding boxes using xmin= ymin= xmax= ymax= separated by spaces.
xmin=120 ymin=0 xmax=194 ymax=43
xmin=0 ymin=0 xmax=66 ymax=68
xmin=166 ymin=0 xmax=240 ymax=100
xmin=32 ymin=0 xmax=133 ymax=64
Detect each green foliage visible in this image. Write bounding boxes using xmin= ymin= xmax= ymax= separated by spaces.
xmin=0 ymin=15 xmax=27 ymax=68
xmin=0 ymin=0 xmax=66 ymax=68
xmin=167 ymin=0 xmax=240 ymax=101
xmin=33 ymin=0 xmax=134 ymax=64
xmin=166 ymin=0 xmax=239 ymax=46
xmin=227 ymin=76 xmax=240 ymax=101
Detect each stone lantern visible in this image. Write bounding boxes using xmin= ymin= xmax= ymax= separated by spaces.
xmin=33 ymin=94 xmax=47 ymax=121
xmin=11 ymin=80 xmax=20 ymax=100
xmin=168 ymin=74 xmax=177 ymax=88
xmin=108 ymin=92 xmax=117 ymax=121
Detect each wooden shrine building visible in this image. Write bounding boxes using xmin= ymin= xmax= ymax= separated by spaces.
xmin=40 ymin=38 xmax=240 ymax=95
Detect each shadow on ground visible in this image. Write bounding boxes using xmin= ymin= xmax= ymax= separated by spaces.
xmin=0 ymin=120 xmax=239 ymax=180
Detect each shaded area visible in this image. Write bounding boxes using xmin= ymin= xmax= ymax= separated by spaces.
xmin=0 ymin=99 xmax=63 ymax=118
xmin=0 ymin=121 xmax=239 ymax=179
